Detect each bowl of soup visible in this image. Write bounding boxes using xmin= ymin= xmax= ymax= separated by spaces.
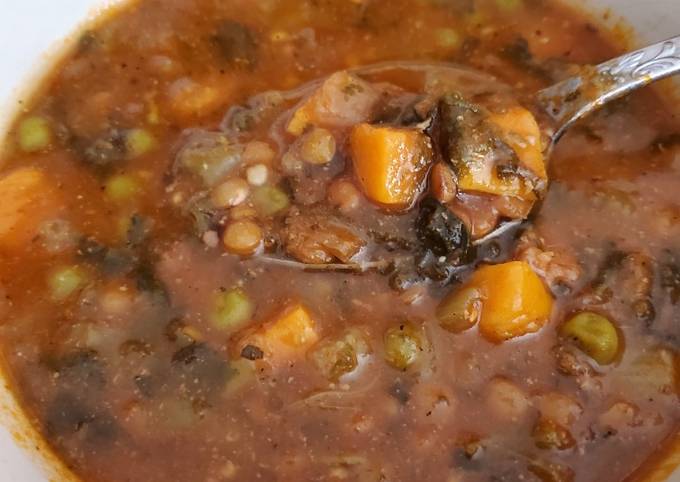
xmin=0 ymin=1 xmax=678 ymax=481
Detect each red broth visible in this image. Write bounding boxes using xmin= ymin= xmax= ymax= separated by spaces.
xmin=0 ymin=1 xmax=678 ymax=481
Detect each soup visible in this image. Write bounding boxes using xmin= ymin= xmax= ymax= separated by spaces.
xmin=0 ymin=0 xmax=678 ymax=481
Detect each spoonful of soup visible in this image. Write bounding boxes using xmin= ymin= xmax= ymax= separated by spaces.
xmin=171 ymin=35 xmax=680 ymax=285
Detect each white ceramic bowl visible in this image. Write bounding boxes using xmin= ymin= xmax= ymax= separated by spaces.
xmin=0 ymin=1 xmax=678 ymax=480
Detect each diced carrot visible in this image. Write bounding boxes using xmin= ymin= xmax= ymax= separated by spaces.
xmin=350 ymin=123 xmax=432 ymax=208
xmin=263 ymin=303 xmax=318 ymax=348
xmin=487 ymin=106 xmax=546 ymax=180
xmin=287 ymin=72 xmax=381 ymax=136
xmin=246 ymin=303 xmax=319 ymax=362
xmin=465 ymin=261 xmax=553 ymax=343
xmin=0 ymin=168 xmax=60 ymax=251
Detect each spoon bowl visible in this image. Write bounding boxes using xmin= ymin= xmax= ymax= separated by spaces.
xmin=220 ymin=39 xmax=680 ymax=274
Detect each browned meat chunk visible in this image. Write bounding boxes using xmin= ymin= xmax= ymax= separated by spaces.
xmin=580 ymin=250 xmax=656 ymax=324
xmin=287 ymin=71 xmax=384 ymax=136
xmin=284 ymin=210 xmax=366 ymax=264
xmin=553 ymin=345 xmax=602 ymax=393
xmin=516 ymin=228 xmax=582 ymax=293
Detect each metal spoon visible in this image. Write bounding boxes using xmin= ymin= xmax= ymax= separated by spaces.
xmin=537 ymin=34 xmax=680 ymax=147
xmin=480 ymin=35 xmax=680 ymax=246
xmin=251 ymin=37 xmax=680 ymax=273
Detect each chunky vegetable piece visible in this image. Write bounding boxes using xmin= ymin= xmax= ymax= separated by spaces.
xmin=212 ymin=289 xmax=255 ymax=332
xmin=436 ymin=286 xmax=482 ymax=333
xmin=284 ymin=213 xmax=365 ymax=264
xmin=167 ymin=77 xmax=231 ymax=121
xmin=437 ymin=95 xmax=543 ymax=202
xmin=245 ymin=303 xmax=319 ymax=362
xmin=105 ymin=174 xmax=141 ymax=203
xmin=487 ymin=107 xmax=546 ymax=181
xmin=177 ymin=132 xmax=243 ymax=186
xmin=211 ymin=178 xmax=250 ymax=208
xmin=0 ymin=167 xmax=60 ymax=251
xmin=456 ymin=261 xmax=553 ymax=342
xmin=456 ymin=160 xmax=538 ymax=200
xmin=125 ymin=128 xmax=157 ymax=158
xmin=287 ymin=72 xmax=381 ymax=135
xmin=383 ymin=323 xmax=425 ymax=370
xmin=48 ymin=265 xmax=87 ymax=301
xmin=222 ymin=220 xmax=263 ymax=255
xmin=18 ymin=116 xmax=52 ymax=153
xmin=350 ymin=123 xmax=432 ymax=207
xmin=298 ymin=127 xmax=337 ymax=165
xmin=251 ymin=186 xmax=290 ymax=216
xmin=309 ymin=328 xmax=370 ymax=381
xmin=560 ymin=312 xmax=620 ymax=365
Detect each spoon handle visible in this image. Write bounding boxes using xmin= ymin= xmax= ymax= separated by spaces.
xmin=537 ymin=35 xmax=680 ymax=142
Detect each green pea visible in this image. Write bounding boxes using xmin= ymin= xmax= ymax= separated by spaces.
xmin=496 ymin=0 xmax=523 ymax=11
xmin=383 ymin=323 xmax=423 ymax=371
xmin=18 ymin=116 xmax=51 ymax=153
xmin=48 ymin=266 xmax=86 ymax=301
xmin=224 ymin=359 xmax=256 ymax=395
xmin=252 ymin=186 xmax=290 ymax=217
xmin=310 ymin=328 xmax=370 ymax=381
xmin=435 ymin=28 xmax=461 ymax=49
xmin=105 ymin=175 xmax=141 ymax=203
xmin=560 ymin=312 xmax=620 ymax=365
xmin=146 ymin=102 xmax=161 ymax=125
xmin=213 ymin=289 xmax=255 ymax=332
xmin=436 ymin=286 xmax=482 ymax=333
xmin=126 ymin=128 xmax=157 ymax=158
